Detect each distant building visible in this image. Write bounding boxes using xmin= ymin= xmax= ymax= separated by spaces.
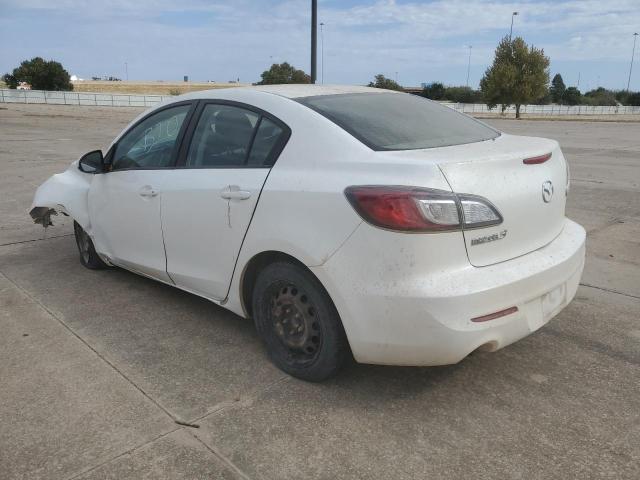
xmin=17 ymin=81 xmax=31 ymax=90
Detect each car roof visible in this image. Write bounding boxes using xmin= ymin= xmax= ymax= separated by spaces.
xmin=119 ymin=85 xmax=393 ymax=150
xmin=184 ymin=84 xmax=391 ymax=100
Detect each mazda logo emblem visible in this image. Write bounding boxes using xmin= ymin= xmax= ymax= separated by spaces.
xmin=542 ymin=181 xmax=554 ymax=203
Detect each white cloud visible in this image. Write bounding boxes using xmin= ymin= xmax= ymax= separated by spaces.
xmin=1 ymin=0 xmax=639 ymax=87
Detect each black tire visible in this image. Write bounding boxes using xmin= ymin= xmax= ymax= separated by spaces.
xmin=252 ymin=261 xmax=349 ymax=382
xmin=73 ymin=221 xmax=109 ymax=269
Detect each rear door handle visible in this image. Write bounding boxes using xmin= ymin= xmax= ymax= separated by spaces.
xmin=220 ymin=186 xmax=251 ymax=200
xmin=139 ymin=185 xmax=159 ymax=198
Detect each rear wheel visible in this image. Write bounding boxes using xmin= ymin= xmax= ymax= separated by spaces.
xmin=252 ymin=261 xmax=349 ymax=382
xmin=74 ymin=221 xmax=109 ymax=269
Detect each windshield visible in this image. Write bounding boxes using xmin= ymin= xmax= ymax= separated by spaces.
xmin=297 ymin=92 xmax=499 ymax=151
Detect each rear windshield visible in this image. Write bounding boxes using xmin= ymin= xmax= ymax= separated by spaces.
xmin=297 ymin=92 xmax=499 ymax=151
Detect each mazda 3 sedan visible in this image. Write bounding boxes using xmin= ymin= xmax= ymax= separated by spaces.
xmin=30 ymin=85 xmax=586 ymax=381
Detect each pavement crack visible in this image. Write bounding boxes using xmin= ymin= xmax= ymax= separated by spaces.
xmin=168 ymin=375 xmax=292 ymax=480
xmin=189 ymin=375 xmax=290 ymax=424
xmin=64 ymin=427 xmax=182 ymax=480
xmin=0 ymin=268 xmax=276 ymax=480
xmin=0 ymin=269 xmax=179 ymax=424
xmin=175 ymin=419 xmax=200 ymax=428
xmin=0 ymin=233 xmax=73 ymax=247
xmin=188 ymin=432 xmax=253 ymax=480
xmin=579 ymin=282 xmax=640 ymax=300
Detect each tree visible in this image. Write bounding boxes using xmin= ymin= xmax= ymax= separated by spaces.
xmin=257 ymin=62 xmax=311 ymax=85
xmin=583 ymin=87 xmax=616 ymax=106
xmin=538 ymin=90 xmax=552 ymax=105
xmin=626 ymin=92 xmax=640 ymax=106
xmin=368 ymin=74 xmax=403 ymax=91
xmin=422 ymin=82 xmax=446 ymax=100
xmin=421 ymin=82 xmax=483 ymax=103
xmin=563 ymin=87 xmax=582 ymax=105
xmin=550 ymin=74 xmax=566 ymax=104
xmin=443 ymin=86 xmax=482 ymax=103
xmin=2 ymin=73 xmax=18 ymax=88
xmin=5 ymin=57 xmax=73 ymax=90
xmin=480 ymin=36 xmax=550 ymax=118
xmin=615 ymin=90 xmax=629 ymax=104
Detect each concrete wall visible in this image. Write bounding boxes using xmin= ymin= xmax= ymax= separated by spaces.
xmin=2 ymin=89 xmax=640 ymax=115
xmin=445 ymin=102 xmax=640 ymax=115
xmin=0 ymin=89 xmax=170 ymax=107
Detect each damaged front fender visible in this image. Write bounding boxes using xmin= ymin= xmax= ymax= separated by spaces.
xmin=29 ymin=206 xmax=59 ymax=227
xmin=30 ymin=160 xmax=93 ymax=230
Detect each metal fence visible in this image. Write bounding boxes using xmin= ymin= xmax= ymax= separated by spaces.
xmin=0 ymin=89 xmax=171 ymax=107
xmin=445 ymin=102 xmax=640 ymax=115
xmin=2 ymin=89 xmax=640 ymax=115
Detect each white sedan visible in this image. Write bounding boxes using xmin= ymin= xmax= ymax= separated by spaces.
xmin=30 ymin=85 xmax=586 ymax=381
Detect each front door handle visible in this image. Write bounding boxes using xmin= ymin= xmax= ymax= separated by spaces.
xmin=220 ymin=186 xmax=251 ymax=200
xmin=139 ymin=185 xmax=159 ymax=198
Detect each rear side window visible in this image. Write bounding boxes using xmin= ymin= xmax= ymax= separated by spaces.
xmin=186 ymin=103 xmax=289 ymax=168
xmin=247 ymin=118 xmax=285 ymax=166
xmin=187 ymin=104 xmax=259 ymax=167
xmin=297 ymin=92 xmax=499 ymax=151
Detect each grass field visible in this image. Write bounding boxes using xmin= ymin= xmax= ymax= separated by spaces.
xmin=71 ymin=80 xmax=248 ymax=95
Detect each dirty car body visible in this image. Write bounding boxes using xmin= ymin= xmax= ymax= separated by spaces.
xmin=31 ymin=85 xmax=586 ymax=380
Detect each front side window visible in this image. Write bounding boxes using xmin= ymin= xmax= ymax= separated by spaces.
xmin=297 ymin=92 xmax=499 ymax=151
xmin=187 ymin=104 xmax=259 ymax=167
xmin=112 ymin=104 xmax=190 ymax=170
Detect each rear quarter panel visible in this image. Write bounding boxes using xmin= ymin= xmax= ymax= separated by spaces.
xmin=222 ymin=91 xmax=453 ymax=316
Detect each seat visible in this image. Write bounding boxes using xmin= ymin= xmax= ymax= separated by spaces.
xmin=192 ymin=108 xmax=255 ymax=167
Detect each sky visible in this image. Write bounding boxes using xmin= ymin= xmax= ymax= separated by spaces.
xmin=1 ymin=0 xmax=639 ymax=91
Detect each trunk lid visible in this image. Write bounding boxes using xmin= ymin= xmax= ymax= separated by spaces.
xmin=439 ymin=134 xmax=567 ymax=266
xmin=385 ymin=134 xmax=568 ymax=267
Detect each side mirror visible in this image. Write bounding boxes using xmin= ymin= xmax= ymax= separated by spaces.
xmin=78 ymin=150 xmax=104 ymax=173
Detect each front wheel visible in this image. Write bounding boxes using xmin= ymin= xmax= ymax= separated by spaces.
xmin=252 ymin=261 xmax=349 ymax=382
xmin=73 ymin=221 xmax=109 ymax=269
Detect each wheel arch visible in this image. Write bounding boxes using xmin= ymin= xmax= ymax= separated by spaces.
xmin=238 ymin=249 xmax=353 ymax=365
xmin=239 ymin=250 xmax=310 ymax=319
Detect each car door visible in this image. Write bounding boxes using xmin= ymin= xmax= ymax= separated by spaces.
xmin=89 ymin=102 xmax=194 ymax=281
xmin=161 ymin=101 xmax=290 ymax=300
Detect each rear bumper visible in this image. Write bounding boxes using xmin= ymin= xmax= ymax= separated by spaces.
xmin=311 ymin=218 xmax=586 ymax=366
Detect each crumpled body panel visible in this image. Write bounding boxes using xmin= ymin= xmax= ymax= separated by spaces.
xmin=30 ymin=161 xmax=92 ymax=230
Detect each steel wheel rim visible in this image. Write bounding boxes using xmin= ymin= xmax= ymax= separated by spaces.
xmin=269 ymin=284 xmax=322 ymax=364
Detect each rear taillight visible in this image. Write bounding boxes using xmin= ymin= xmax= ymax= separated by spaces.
xmin=471 ymin=306 xmax=518 ymax=323
xmin=523 ymin=152 xmax=552 ymax=164
xmin=344 ymin=186 xmax=502 ymax=233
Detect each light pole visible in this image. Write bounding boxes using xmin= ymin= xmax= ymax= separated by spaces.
xmin=311 ymin=0 xmax=317 ymax=84
xmin=509 ymin=11 xmax=519 ymax=40
xmin=395 ymin=71 xmax=399 ymax=83
xmin=627 ymin=32 xmax=639 ymax=93
xmin=466 ymin=45 xmax=472 ymax=87
xmin=320 ymin=22 xmax=325 ymax=84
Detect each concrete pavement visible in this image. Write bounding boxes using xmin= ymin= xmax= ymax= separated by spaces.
xmin=0 ymin=104 xmax=638 ymax=479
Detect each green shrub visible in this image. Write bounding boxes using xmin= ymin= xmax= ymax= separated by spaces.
xmin=5 ymin=57 xmax=73 ymax=90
